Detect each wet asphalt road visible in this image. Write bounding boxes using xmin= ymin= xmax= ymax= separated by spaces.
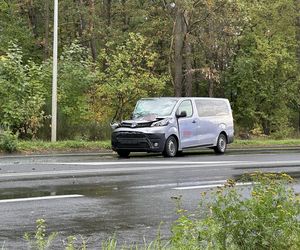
xmin=0 ymin=149 xmax=300 ymax=249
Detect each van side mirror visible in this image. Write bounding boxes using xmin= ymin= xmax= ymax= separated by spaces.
xmin=176 ymin=110 xmax=187 ymax=118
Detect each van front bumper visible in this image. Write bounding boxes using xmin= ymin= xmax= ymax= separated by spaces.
xmin=111 ymin=131 xmax=166 ymax=152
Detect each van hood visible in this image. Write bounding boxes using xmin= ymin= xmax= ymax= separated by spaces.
xmin=121 ymin=116 xmax=160 ymax=128
xmin=112 ymin=115 xmax=170 ymax=129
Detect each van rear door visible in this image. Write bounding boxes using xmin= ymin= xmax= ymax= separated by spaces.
xmin=195 ymin=99 xmax=230 ymax=145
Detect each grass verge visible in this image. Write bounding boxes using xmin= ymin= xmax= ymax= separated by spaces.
xmin=1 ymin=138 xmax=300 ymax=154
xmin=16 ymin=140 xmax=111 ymax=153
xmin=231 ymin=138 xmax=300 ymax=148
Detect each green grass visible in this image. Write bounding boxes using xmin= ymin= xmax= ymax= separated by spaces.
xmin=16 ymin=140 xmax=111 ymax=153
xmin=232 ymin=138 xmax=300 ymax=147
xmin=1 ymin=138 xmax=300 ymax=154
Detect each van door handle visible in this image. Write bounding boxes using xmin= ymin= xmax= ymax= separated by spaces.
xmin=192 ymin=120 xmax=196 ymax=123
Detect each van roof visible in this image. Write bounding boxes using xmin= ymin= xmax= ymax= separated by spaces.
xmin=140 ymin=97 xmax=229 ymax=101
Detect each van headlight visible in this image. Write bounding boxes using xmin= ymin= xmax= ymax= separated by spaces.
xmin=151 ymin=118 xmax=172 ymax=127
xmin=110 ymin=122 xmax=120 ymax=129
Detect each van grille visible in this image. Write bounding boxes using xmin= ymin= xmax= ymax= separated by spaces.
xmin=120 ymin=122 xmax=153 ymax=128
xmin=111 ymin=132 xmax=165 ymax=151
xmin=115 ymin=131 xmax=146 ymax=138
xmin=112 ymin=132 xmax=149 ymax=149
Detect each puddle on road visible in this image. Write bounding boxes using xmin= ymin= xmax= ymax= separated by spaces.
xmin=0 ymin=184 xmax=117 ymax=200
xmin=1 ymin=170 xmax=299 ymax=201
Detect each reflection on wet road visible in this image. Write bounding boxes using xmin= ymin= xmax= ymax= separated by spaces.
xmin=0 ymin=150 xmax=299 ymax=248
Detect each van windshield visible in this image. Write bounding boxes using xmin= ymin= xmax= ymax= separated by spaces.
xmin=133 ymin=98 xmax=178 ymax=119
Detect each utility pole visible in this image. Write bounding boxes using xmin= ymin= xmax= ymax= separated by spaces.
xmin=51 ymin=0 xmax=58 ymax=142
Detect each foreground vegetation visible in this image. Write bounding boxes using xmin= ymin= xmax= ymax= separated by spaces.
xmin=20 ymin=173 xmax=300 ymax=249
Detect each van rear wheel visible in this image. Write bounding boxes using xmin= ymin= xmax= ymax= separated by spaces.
xmin=214 ymin=134 xmax=227 ymax=154
xmin=163 ymin=136 xmax=178 ymax=157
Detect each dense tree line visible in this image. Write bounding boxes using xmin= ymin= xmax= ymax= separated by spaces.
xmin=0 ymin=0 xmax=299 ymax=139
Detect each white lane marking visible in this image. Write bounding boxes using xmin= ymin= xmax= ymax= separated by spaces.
xmin=0 ymin=162 xmax=241 ymax=179
xmin=50 ymin=159 xmax=300 ymax=168
xmin=128 ymin=180 xmax=228 ymax=190
xmin=0 ymin=160 xmax=299 ymax=179
xmin=128 ymin=183 xmax=177 ymax=189
xmin=0 ymin=161 xmax=242 ymax=167
xmin=54 ymin=161 xmax=241 ymax=166
xmin=230 ymin=154 xmax=277 ymax=157
xmin=0 ymin=194 xmax=83 ymax=203
xmin=0 ymin=152 xmax=111 ymax=159
xmin=173 ymin=182 xmax=253 ymax=190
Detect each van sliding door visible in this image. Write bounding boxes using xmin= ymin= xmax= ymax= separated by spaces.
xmin=176 ymin=100 xmax=199 ymax=148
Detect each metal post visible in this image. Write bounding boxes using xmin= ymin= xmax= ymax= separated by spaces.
xmin=51 ymin=0 xmax=58 ymax=142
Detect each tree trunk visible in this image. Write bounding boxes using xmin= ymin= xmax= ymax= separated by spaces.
xmin=88 ymin=0 xmax=97 ymax=61
xmin=208 ymin=79 xmax=214 ymax=97
xmin=183 ymin=11 xmax=193 ymax=97
xmin=296 ymin=0 xmax=300 ymax=132
xmin=22 ymin=0 xmax=38 ymax=38
xmin=298 ymin=108 xmax=300 ymax=134
xmin=262 ymin=119 xmax=270 ymax=135
xmin=173 ymin=8 xmax=185 ymax=97
xmin=121 ymin=0 xmax=129 ymax=31
xmin=78 ymin=0 xmax=85 ymax=37
xmin=44 ymin=0 xmax=50 ymax=59
xmin=184 ymin=42 xmax=193 ymax=97
xmin=104 ymin=0 xmax=112 ymax=26
xmin=296 ymin=0 xmax=300 ymax=67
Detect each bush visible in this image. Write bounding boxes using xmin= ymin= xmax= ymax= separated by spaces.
xmin=171 ymin=173 xmax=300 ymax=250
xmin=0 ymin=130 xmax=18 ymax=153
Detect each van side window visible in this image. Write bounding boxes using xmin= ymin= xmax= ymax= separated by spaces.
xmin=177 ymin=100 xmax=193 ymax=117
xmin=195 ymin=100 xmax=229 ymax=117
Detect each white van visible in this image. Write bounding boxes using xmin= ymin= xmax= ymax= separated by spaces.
xmin=111 ymin=97 xmax=234 ymax=157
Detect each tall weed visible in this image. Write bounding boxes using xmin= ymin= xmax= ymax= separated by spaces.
xmin=24 ymin=219 xmax=57 ymax=250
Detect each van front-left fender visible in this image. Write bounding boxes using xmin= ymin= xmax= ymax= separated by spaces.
xmin=165 ymin=126 xmax=181 ymax=149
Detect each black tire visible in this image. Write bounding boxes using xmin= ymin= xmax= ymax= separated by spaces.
xmin=176 ymin=150 xmax=184 ymax=157
xmin=163 ymin=136 xmax=178 ymax=157
xmin=117 ymin=150 xmax=130 ymax=158
xmin=214 ymin=133 xmax=227 ymax=154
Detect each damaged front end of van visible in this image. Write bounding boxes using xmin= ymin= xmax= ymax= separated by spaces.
xmin=111 ymin=98 xmax=179 ymax=158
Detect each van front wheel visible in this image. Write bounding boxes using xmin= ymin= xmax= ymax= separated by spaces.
xmin=214 ymin=134 xmax=227 ymax=154
xmin=117 ymin=150 xmax=130 ymax=158
xmin=163 ymin=136 xmax=178 ymax=157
